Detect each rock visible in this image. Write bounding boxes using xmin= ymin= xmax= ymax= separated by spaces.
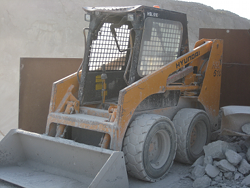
xmin=246 ymin=148 xmax=250 ymax=162
xmin=204 ymin=156 xmax=213 ymax=166
xmin=211 ymin=181 xmax=217 ymax=186
xmin=192 ymin=155 xmax=205 ymax=167
xmin=225 ymin=149 xmax=242 ymax=166
xmin=205 ymin=164 xmax=220 ymax=178
xmin=238 ymin=159 xmax=250 ymax=175
xmin=193 ymin=175 xmax=211 ymax=188
xmin=244 ymin=138 xmax=250 ymax=148
xmin=221 ymin=186 xmax=231 ymax=188
xmin=192 ymin=165 xmax=205 ymax=179
xmin=203 ymin=140 xmax=231 ymax=160
xmin=234 ymin=172 xmax=244 ymax=180
xmin=217 ymin=159 xmax=236 ymax=172
xmin=218 ymin=184 xmax=228 ymax=188
xmin=239 ymin=140 xmax=248 ymax=153
xmin=239 ymin=152 xmax=246 ymax=160
xmin=242 ymin=123 xmax=250 ymax=135
xmin=229 ymin=142 xmax=242 ymax=153
xmin=242 ymin=174 xmax=250 ymax=186
xmin=227 ymin=143 xmax=237 ymax=153
xmin=224 ymin=172 xmax=233 ymax=179
xmin=214 ymin=175 xmax=223 ymax=183
xmin=213 ymin=160 xmax=219 ymax=167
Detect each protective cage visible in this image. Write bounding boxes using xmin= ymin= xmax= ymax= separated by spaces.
xmin=88 ymin=23 xmax=130 ymax=71
xmin=138 ymin=18 xmax=183 ymax=76
xmin=79 ymin=5 xmax=189 ymax=104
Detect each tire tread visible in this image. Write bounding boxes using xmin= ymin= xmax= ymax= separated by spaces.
xmin=173 ymin=108 xmax=209 ymax=164
xmin=123 ymin=114 xmax=177 ymax=182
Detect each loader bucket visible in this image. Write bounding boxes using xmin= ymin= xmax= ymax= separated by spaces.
xmin=221 ymin=106 xmax=250 ymax=137
xmin=0 ymin=129 xmax=128 ymax=188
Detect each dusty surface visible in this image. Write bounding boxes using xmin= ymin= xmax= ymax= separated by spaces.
xmin=0 ymin=1 xmax=250 ymax=188
xmin=0 ymin=0 xmax=250 ymax=140
xmin=0 ymin=162 xmax=192 ymax=188
xmin=129 ymin=162 xmax=192 ymax=188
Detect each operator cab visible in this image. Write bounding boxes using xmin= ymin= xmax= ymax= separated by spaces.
xmin=78 ymin=5 xmax=189 ymax=107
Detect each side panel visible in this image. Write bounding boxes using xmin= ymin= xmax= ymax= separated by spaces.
xmin=19 ymin=58 xmax=81 ymax=134
xmin=198 ymin=40 xmax=223 ymax=124
xmin=199 ymin=29 xmax=250 ymax=107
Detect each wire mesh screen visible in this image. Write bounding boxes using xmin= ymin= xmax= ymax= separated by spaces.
xmin=138 ymin=18 xmax=183 ymax=76
xmin=88 ymin=23 xmax=130 ymax=71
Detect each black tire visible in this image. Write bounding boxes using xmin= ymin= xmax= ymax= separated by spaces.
xmin=173 ymin=108 xmax=211 ymax=164
xmin=122 ymin=114 xmax=177 ymax=182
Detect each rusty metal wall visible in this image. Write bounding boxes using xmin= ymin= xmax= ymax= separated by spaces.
xmin=19 ymin=58 xmax=82 ymax=133
xmin=199 ymin=29 xmax=250 ymax=107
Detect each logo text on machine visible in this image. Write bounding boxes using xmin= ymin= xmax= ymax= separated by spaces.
xmin=176 ymin=51 xmax=200 ymax=69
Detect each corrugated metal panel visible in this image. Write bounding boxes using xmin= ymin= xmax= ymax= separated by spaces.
xmin=199 ymin=29 xmax=250 ymax=107
xmin=19 ymin=58 xmax=82 ymax=133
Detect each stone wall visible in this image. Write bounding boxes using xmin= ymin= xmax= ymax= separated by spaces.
xmin=0 ymin=0 xmax=249 ymax=139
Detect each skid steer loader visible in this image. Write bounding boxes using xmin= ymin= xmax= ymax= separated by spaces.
xmin=0 ymin=5 xmax=223 ymax=187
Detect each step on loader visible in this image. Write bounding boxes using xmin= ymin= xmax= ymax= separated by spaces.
xmin=0 ymin=5 xmax=223 ymax=187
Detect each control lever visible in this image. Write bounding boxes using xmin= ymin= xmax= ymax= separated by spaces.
xmin=101 ymin=64 xmax=107 ymax=107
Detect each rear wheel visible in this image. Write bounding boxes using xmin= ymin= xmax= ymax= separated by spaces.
xmin=173 ymin=108 xmax=211 ymax=164
xmin=122 ymin=114 xmax=177 ymax=182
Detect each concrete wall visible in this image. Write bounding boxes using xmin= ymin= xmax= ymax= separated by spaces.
xmin=1 ymin=0 xmax=250 ymax=140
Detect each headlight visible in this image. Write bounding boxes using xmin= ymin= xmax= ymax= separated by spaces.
xmin=85 ymin=14 xmax=91 ymax=22
xmin=127 ymin=14 xmax=134 ymax=22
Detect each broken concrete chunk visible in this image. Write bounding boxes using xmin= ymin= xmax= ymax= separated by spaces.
xmin=239 ymin=152 xmax=246 ymax=160
xmin=225 ymin=149 xmax=242 ymax=166
xmin=219 ymin=172 xmax=223 ymax=177
xmin=205 ymin=164 xmax=220 ymax=178
xmin=246 ymin=148 xmax=250 ymax=162
xmin=224 ymin=172 xmax=233 ymax=180
xmin=217 ymin=159 xmax=236 ymax=172
xmin=242 ymin=174 xmax=250 ymax=186
xmin=227 ymin=143 xmax=237 ymax=153
xmin=244 ymin=138 xmax=250 ymax=148
xmin=192 ymin=155 xmax=205 ymax=167
xmin=213 ymin=160 xmax=219 ymax=167
xmin=214 ymin=175 xmax=223 ymax=183
xmin=240 ymin=141 xmax=248 ymax=154
xmin=234 ymin=172 xmax=244 ymax=180
xmin=204 ymin=156 xmax=213 ymax=166
xmin=229 ymin=142 xmax=242 ymax=153
xmin=193 ymin=175 xmax=211 ymax=188
xmin=203 ymin=140 xmax=230 ymax=160
xmin=242 ymin=123 xmax=250 ymax=135
xmin=210 ymin=181 xmax=217 ymax=186
xmin=192 ymin=165 xmax=205 ymax=179
xmin=238 ymin=159 xmax=250 ymax=175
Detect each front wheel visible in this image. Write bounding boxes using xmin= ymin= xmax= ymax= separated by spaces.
xmin=122 ymin=114 xmax=177 ymax=182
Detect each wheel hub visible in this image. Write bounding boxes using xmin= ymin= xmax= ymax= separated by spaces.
xmin=190 ymin=120 xmax=207 ymax=156
xmin=148 ymin=130 xmax=170 ymax=169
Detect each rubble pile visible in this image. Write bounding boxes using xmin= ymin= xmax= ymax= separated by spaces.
xmin=190 ymin=137 xmax=250 ymax=188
